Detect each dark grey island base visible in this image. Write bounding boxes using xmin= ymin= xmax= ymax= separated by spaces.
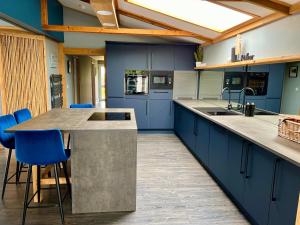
xmin=7 ymin=108 xmax=138 ymax=214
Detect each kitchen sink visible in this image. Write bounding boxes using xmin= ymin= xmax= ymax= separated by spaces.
xmin=193 ymin=107 xmax=241 ymax=116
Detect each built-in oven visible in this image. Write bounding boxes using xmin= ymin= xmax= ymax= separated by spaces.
xmin=125 ymin=70 xmax=149 ymax=95
xmin=150 ymin=71 xmax=174 ymax=90
xmin=223 ymin=71 xmax=269 ymax=96
xmin=246 ymin=72 xmax=269 ymax=96
xmin=224 ymin=72 xmax=246 ymax=91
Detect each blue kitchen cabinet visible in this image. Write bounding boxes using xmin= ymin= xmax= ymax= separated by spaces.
xmin=226 ymin=133 xmax=247 ymax=205
xmin=265 ymin=98 xmax=281 ymax=112
xmin=149 ymin=90 xmax=173 ymax=100
xmin=107 ymin=97 xmax=124 ymax=108
xmin=150 ymin=45 xmax=174 ymax=70
xmin=122 ymin=44 xmax=149 ymax=69
xmin=195 ymin=116 xmax=210 ymax=166
xmin=268 ymin=160 xmax=300 ymax=225
xmin=243 ymin=144 xmax=276 ymax=225
xmin=174 ymin=104 xmax=196 ymax=152
xmin=248 ymin=65 xmax=269 ymax=72
xmin=124 ymin=98 xmax=148 ymax=129
xmin=267 ymin=64 xmax=285 ymax=99
xmin=225 ymin=67 xmax=245 ymax=72
xmin=174 ymin=45 xmax=196 ymax=70
xmin=148 ymin=100 xmax=173 ymax=129
xmin=106 ymin=44 xmax=127 ymax=98
xmin=208 ymin=124 xmax=229 ymax=184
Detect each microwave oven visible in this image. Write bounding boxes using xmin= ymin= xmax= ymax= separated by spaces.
xmin=150 ymin=71 xmax=174 ymax=90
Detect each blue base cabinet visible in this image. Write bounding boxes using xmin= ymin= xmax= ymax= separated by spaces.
xmin=209 ymin=124 xmax=229 ymax=184
xmin=226 ymin=133 xmax=246 ymax=205
xmin=243 ymin=144 xmax=276 ymax=225
xmin=195 ymin=117 xmax=210 ymax=166
xmin=107 ymin=97 xmax=124 ymax=108
xmin=174 ymin=104 xmax=300 ymax=225
xmin=148 ymin=100 xmax=173 ymax=129
xmin=124 ymin=98 xmax=148 ymax=129
xmin=268 ymin=160 xmax=300 ymax=225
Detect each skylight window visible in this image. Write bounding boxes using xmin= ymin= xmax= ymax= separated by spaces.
xmin=127 ymin=0 xmax=253 ymax=32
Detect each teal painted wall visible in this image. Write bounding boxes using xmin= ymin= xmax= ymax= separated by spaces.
xmin=281 ymin=62 xmax=300 ymax=115
xmin=0 ymin=0 xmax=63 ymax=41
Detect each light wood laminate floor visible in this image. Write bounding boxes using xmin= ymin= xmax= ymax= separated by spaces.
xmin=0 ymin=133 xmax=249 ymax=225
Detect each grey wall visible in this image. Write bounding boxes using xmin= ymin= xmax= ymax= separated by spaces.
xmin=281 ymin=62 xmax=300 ymax=114
xmin=78 ymin=56 xmax=93 ymax=104
xmin=63 ymin=7 xmax=170 ymax=48
xmin=203 ymin=14 xmax=300 ymax=65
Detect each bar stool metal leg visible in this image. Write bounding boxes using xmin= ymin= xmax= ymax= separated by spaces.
xmin=22 ymin=165 xmax=32 ymax=225
xmin=54 ymin=164 xmax=64 ymax=224
xmin=2 ymin=148 xmax=12 ymax=199
xmin=16 ymin=161 xmax=20 ymax=184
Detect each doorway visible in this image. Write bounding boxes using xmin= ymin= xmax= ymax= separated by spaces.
xmin=64 ymin=48 xmax=105 ymax=108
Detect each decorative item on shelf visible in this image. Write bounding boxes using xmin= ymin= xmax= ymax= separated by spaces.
xmin=278 ymin=116 xmax=300 ymax=144
xmin=289 ymin=66 xmax=298 ymax=78
xmin=194 ymin=45 xmax=206 ymax=67
xmin=231 ymin=47 xmax=237 ymax=62
xmin=241 ymin=53 xmax=255 ymax=61
xmin=235 ymin=34 xmax=242 ymax=61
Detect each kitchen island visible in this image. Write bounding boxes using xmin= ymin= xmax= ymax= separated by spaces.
xmin=7 ymin=108 xmax=137 ymax=214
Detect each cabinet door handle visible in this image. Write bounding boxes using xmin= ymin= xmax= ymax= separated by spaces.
xmin=239 ymin=141 xmax=246 ymax=174
xmin=245 ymin=144 xmax=252 ymax=179
xmin=193 ymin=117 xmax=198 ymax=136
xmin=146 ymin=101 xmax=148 ymax=115
xmin=271 ymin=158 xmax=281 ymax=201
xmin=154 ymin=91 xmax=168 ymax=94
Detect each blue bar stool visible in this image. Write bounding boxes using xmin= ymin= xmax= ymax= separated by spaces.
xmin=70 ymin=103 xmax=94 ymax=108
xmin=13 ymin=108 xmax=32 ymax=124
xmin=0 ymin=114 xmax=22 ymax=199
xmin=15 ymin=129 xmax=71 ymax=225
xmin=68 ymin=103 xmax=94 ymax=149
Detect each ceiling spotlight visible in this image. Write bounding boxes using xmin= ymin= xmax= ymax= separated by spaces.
xmin=97 ymin=10 xmax=113 ymax=16
xmin=102 ymin=22 xmax=116 ymax=27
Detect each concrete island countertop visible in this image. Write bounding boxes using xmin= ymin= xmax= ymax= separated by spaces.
xmin=174 ymin=99 xmax=300 ymax=167
xmin=7 ymin=108 xmax=137 ymax=132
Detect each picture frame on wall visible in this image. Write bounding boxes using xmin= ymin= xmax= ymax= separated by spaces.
xmin=289 ymin=66 xmax=298 ymax=78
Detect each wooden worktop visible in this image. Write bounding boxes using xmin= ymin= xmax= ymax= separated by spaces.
xmin=174 ymin=99 xmax=300 ymax=167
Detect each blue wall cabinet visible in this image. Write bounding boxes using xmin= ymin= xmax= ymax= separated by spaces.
xmin=226 ymin=133 xmax=247 ymax=205
xmin=107 ymin=98 xmax=124 ymax=108
xmin=122 ymin=45 xmax=149 ymax=69
xmin=248 ymin=65 xmax=269 ymax=72
xmin=124 ymin=98 xmax=148 ymax=129
xmin=195 ymin=117 xmax=210 ymax=166
xmin=267 ymin=64 xmax=285 ymax=99
xmin=174 ymin=45 xmax=196 ymax=70
xmin=106 ymin=44 xmax=126 ymax=98
xmin=209 ymin=124 xmax=229 ymax=184
xmin=265 ymin=98 xmax=281 ymax=112
xmin=148 ymin=100 xmax=173 ymax=129
xmin=225 ymin=67 xmax=245 ymax=72
xmin=150 ymin=45 xmax=174 ymax=70
xmin=243 ymin=144 xmax=275 ymax=225
xmin=268 ymin=160 xmax=300 ymax=225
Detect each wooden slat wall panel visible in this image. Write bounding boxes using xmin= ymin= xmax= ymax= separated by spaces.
xmin=0 ymin=34 xmax=48 ymax=116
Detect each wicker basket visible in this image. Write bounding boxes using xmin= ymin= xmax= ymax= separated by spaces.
xmin=278 ymin=116 xmax=300 ymax=144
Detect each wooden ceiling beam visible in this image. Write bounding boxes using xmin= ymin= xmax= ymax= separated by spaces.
xmin=242 ymin=0 xmax=290 ymax=14
xmin=64 ymin=48 xmax=105 ymax=56
xmin=117 ymin=9 xmax=213 ymax=42
xmin=90 ymin=0 xmax=119 ymax=28
xmin=290 ymin=2 xmax=300 ymax=14
xmin=203 ymin=12 xmax=286 ymax=46
xmin=43 ymin=25 xmax=203 ymax=37
xmin=41 ymin=0 xmax=48 ymax=26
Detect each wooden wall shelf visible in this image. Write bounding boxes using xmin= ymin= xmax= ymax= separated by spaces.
xmin=194 ymin=54 xmax=300 ymax=70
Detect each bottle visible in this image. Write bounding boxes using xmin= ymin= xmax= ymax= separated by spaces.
xmin=245 ymin=102 xmax=251 ymax=117
xmin=249 ymin=102 xmax=256 ymax=117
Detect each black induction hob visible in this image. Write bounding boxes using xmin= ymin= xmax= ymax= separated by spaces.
xmin=87 ymin=112 xmax=131 ymax=121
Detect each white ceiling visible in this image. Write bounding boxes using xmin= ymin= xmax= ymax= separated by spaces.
xmin=58 ymin=0 xmax=300 ymax=44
